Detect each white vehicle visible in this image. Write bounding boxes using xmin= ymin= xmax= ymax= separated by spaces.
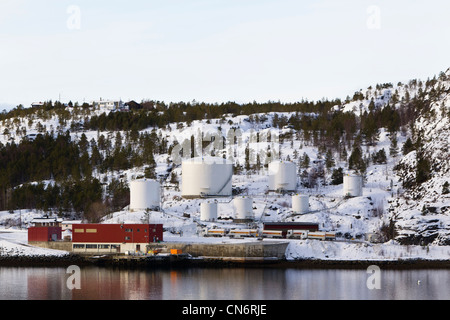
xmin=203 ymin=229 xmax=227 ymax=237
xmin=287 ymin=230 xmax=308 ymax=240
xmin=229 ymin=229 xmax=258 ymax=238
xmin=307 ymin=232 xmax=326 ymax=241
xmin=262 ymin=230 xmax=284 ymax=239
xmin=325 ymin=232 xmax=336 ymax=241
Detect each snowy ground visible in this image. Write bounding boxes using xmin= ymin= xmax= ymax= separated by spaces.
xmin=0 ymin=228 xmax=68 ymax=257
xmin=285 ymin=239 xmax=450 ymax=261
xmin=1 ymin=213 xmax=449 ymax=261
xmin=0 ymin=156 xmax=449 ymax=261
xmin=0 ymin=135 xmax=448 ymax=261
xmin=1 ymin=226 xmax=449 ymax=261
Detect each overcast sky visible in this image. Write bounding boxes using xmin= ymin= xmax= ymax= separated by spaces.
xmin=1 ymin=0 xmax=449 ymax=110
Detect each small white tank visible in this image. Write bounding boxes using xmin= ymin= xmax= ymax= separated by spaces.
xmin=233 ymin=197 xmax=254 ymax=220
xmin=200 ymin=202 xmax=218 ymax=222
xmin=292 ymin=194 xmax=309 ymax=214
xmin=130 ymin=179 xmax=160 ymax=211
xmin=343 ymin=173 xmax=363 ymax=197
xmin=268 ymin=161 xmax=297 ymax=192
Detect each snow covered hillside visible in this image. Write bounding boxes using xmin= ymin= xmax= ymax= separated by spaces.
xmin=389 ymin=70 xmax=450 ymax=245
xmin=0 ymin=68 xmax=449 ymax=260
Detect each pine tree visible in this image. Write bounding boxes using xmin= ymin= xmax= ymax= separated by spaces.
xmin=325 ymin=149 xmax=335 ymax=169
xmin=389 ymin=134 xmax=399 ymax=157
xmin=78 ymin=133 xmax=89 ymax=154
xmin=402 ymin=137 xmax=414 ymax=155
xmin=348 ymin=144 xmax=365 ymax=172
xmin=372 ymin=148 xmax=387 ymax=164
xmin=415 ymin=151 xmax=431 ymax=185
xmin=170 ymin=171 xmax=179 ymax=189
xmin=300 ymin=152 xmax=310 ymax=169
xmin=442 ymin=181 xmax=450 ymax=195
xmin=361 ymin=111 xmax=379 ymax=146
xmin=245 ymin=145 xmax=251 ymax=172
xmin=144 ymin=166 xmax=156 ymax=179
xmin=331 ymin=167 xmax=344 ymax=185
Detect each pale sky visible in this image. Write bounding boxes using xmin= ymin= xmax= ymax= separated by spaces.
xmin=1 ymin=0 xmax=449 ymax=110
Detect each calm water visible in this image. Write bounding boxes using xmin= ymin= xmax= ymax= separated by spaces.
xmin=0 ymin=266 xmax=448 ymax=300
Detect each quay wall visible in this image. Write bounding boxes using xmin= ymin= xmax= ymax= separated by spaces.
xmin=147 ymin=241 xmax=289 ymax=259
xmin=28 ymin=240 xmax=289 ymax=259
xmin=28 ymin=241 xmax=73 ymax=252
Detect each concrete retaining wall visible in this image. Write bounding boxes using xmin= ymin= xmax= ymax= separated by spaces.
xmin=148 ymin=241 xmax=289 ymax=259
xmin=28 ymin=240 xmax=289 ymax=260
xmin=29 ymin=241 xmax=72 ymax=252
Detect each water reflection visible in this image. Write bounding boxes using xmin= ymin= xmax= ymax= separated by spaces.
xmin=0 ymin=267 xmax=448 ymax=300
xmin=0 ymin=267 xmax=72 ymax=300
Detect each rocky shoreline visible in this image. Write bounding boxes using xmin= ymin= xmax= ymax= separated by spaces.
xmin=0 ymin=254 xmax=449 ymax=269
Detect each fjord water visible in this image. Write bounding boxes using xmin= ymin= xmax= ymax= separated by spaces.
xmin=0 ymin=266 xmax=448 ymax=300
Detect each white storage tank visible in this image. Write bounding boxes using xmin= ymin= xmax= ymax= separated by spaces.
xmin=130 ymin=179 xmax=160 ymax=211
xmin=292 ymin=194 xmax=309 ymax=214
xmin=181 ymin=157 xmax=233 ymax=198
xmin=268 ymin=160 xmax=297 ymax=192
xmin=233 ymin=197 xmax=254 ymax=220
xmin=200 ymin=202 xmax=218 ymax=222
xmin=343 ymin=173 xmax=363 ymax=197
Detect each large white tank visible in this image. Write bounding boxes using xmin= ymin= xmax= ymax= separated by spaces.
xmin=292 ymin=194 xmax=309 ymax=214
xmin=233 ymin=197 xmax=254 ymax=220
xmin=268 ymin=160 xmax=297 ymax=192
xmin=130 ymin=179 xmax=160 ymax=211
xmin=343 ymin=173 xmax=363 ymax=197
xmin=200 ymin=202 xmax=218 ymax=222
xmin=181 ymin=157 xmax=233 ymax=198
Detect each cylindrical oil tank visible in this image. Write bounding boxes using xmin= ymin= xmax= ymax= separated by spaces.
xmin=268 ymin=160 xmax=297 ymax=192
xmin=130 ymin=179 xmax=160 ymax=211
xmin=181 ymin=157 xmax=233 ymax=198
xmin=292 ymin=194 xmax=310 ymax=214
xmin=343 ymin=173 xmax=363 ymax=197
xmin=233 ymin=197 xmax=254 ymax=220
xmin=200 ymin=202 xmax=218 ymax=222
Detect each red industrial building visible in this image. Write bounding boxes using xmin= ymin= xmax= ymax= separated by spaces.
xmin=71 ymin=223 xmax=163 ymax=254
xmin=28 ymin=227 xmax=62 ymax=242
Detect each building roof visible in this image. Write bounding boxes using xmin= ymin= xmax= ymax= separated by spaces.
xmin=31 ymin=216 xmax=63 ymax=226
xmin=31 ymin=217 xmax=59 ymax=223
xmin=263 ymin=222 xmax=319 ymax=226
xmin=61 ymin=220 xmax=83 ymax=224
